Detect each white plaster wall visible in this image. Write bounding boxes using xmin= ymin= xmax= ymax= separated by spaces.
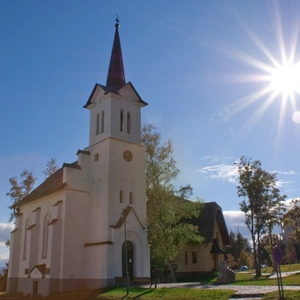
xmin=107 ymin=138 xmax=147 ymax=227
xmin=85 ymin=244 xmax=111 ymax=279
xmin=10 ymin=190 xmax=65 ymax=280
xmin=61 ymin=189 xmax=89 ymax=279
xmin=87 ymin=85 xmax=143 ymax=147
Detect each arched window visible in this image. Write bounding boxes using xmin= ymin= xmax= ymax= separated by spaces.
xmin=129 ymin=192 xmax=133 ymax=204
xmin=120 ymin=110 xmax=124 ymax=132
xmin=119 ymin=190 xmax=124 ymax=203
xmin=127 ymin=112 xmax=131 ymax=134
xmin=96 ymin=113 xmax=100 ymax=135
xmin=42 ymin=214 xmax=50 ymax=258
xmin=101 ymin=110 xmax=105 ymax=133
xmin=23 ymin=219 xmax=31 ymax=260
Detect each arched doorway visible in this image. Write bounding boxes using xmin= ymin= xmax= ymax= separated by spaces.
xmin=122 ymin=241 xmax=134 ymax=278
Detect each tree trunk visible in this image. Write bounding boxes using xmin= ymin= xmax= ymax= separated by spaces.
xmin=167 ymin=259 xmax=177 ymax=283
xmin=256 ymin=239 xmax=262 ymax=277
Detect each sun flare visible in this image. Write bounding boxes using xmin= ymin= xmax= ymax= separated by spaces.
xmin=213 ymin=2 xmax=300 ymax=133
xmin=268 ymin=61 xmax=300 ymax=96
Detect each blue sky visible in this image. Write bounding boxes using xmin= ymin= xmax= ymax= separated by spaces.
xmin=1 ymin=0 xmax=300 ymax=266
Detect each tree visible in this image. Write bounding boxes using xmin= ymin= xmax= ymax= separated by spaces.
xmin=142 ymin=124 xmax=203 ymax=282
xmin=142 ymin=124 xmax=179 ymax=188
xmin=6 ymin=169 xmax=36 ymax=222
xmin=0 ymin=262 xmax=8 ymax=292
xmin=236 ymin=156 xmax=286 ymax=277
xmin=229 ymin=231 xmax=252 ymax=262
xmin=226 ymin=253 xmax=238 ymax=269
xmin=237 ymin=249 xmax=252 ymax=267
xmin=43 ymin=158 xmax=58 ymax=179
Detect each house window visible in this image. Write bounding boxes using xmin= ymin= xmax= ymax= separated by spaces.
xmin=96 ymin=113 xmax=100 ymax=135
xmin=127 ymin=112 xmax=131 ymax=134
xmin=192 ymin=251 xmax=197 ymax=263
xmin=42 ymin=214 xmax=50 ymax=258
xmin=101 ymin=110 xmax=104 ymax=133
xmin=185 ymin=251 xmax=188 ymax=265
xmin=120 ymin=110 xmax=124 ymax=132
xmin=119 ymin=190 xmax=124 ymax=203
xmin=129 ymin=192 xmax=133 ymax=204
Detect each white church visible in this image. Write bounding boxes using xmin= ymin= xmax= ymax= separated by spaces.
xmin=7 ymin=19 xmax=150 ymax=297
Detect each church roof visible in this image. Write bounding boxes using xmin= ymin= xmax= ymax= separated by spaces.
xmin=17 ymin=167 xmax=67 ymax=206
xmin=106 ymin=18 xmax=126 ymax=91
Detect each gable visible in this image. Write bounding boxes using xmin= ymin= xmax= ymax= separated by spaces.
xmin=29 ymin=264 xmax=46 ymax=279
xmin=84 ymin=83 xmax=106 ymax=109
xmin=110 ymin=205 xmax=146 ymax=230
xmin=119 ymin=82 xmax=148 ymax=106
xmin=84 ymin=82 xmax=148 ymax=109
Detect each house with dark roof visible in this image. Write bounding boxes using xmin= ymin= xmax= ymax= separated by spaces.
xmin=7 ymin=19 xmax=150 ymax=297
xmin=175 ymin=202 xmax=230 ymax=275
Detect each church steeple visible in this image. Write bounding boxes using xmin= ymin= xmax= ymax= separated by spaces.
xmin=106 ymin=18 xmax=126 ymax=91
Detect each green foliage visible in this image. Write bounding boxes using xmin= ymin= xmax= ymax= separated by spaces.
xmin=6 ymin=169 xmax=36 ymax=222
xmin=142 ymin=124 xmax=179 ymax=188
xmin=229 ymin=231 xmax=252 ymax=261
xmin=236 ymin=156 xmax=286 ymax=277
xmin=142 ymin=124 xmax=203 ymax=278
xmin=237 ymin=249 xmax=252 ymax=267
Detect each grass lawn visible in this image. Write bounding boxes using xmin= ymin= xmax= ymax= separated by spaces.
xmin=97 ymin=287 xmax=234 ymax=300
xmin=0 ymin=288 xmax=235 ymax=300
xmin=1 ymin=264 xmax=300 ymax=299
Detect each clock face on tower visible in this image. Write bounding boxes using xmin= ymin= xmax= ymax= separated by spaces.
xmin=123 ymin=150 xmax=133 ymax=162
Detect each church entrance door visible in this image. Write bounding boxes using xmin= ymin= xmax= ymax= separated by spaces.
xmin=122 ymin=241 xmax=134 ymax=278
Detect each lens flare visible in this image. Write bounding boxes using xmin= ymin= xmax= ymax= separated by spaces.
xmin=292 ymin=111 xmax=300 ymax=124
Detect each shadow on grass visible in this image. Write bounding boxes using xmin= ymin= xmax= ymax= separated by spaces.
xmin=123 ymin=289 xmax=153 ymax=300
xmin=177 ymin=272 xmax=219 ymax=284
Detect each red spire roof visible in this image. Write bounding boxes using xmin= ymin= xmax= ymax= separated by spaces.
xmin=106 ymin=18 xmax=126 ymax=91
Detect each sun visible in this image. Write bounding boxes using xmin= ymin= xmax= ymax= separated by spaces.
xmin=268 ymin=60 xmax=300 ymax=97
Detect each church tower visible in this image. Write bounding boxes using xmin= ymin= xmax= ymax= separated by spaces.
xmin=82 ymin=18 xmax=150 ymax=284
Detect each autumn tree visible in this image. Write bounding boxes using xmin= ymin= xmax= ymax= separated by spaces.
xmin=142 ymin=124 xmax=203 ymax=282
xmin=236 ymin=156 xmax=286 ymax=277
xmin=43 ymin=158 xmax=58 ymax=179
xmin=226 ymin=253 xmax=238 ymax=269
xmin=6 ymin=169 xmax=36 ymax=222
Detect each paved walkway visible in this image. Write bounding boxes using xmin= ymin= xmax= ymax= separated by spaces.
xmin=156 ymin=282 xmax=300 ymax=293
xmin=155 ymin=272 xmax=300 ymax=299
